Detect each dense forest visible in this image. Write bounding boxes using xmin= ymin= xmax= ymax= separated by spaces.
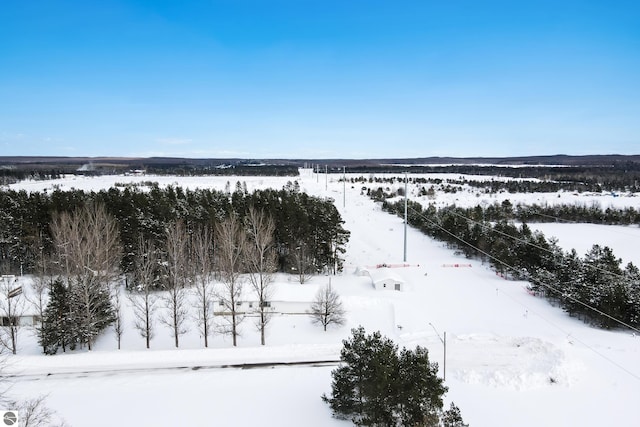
xmin=0 ymin=181 xmax=349 ymax=278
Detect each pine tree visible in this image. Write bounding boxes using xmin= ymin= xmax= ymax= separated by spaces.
xmin=442 ymin=402 xmax=469 ymax=427
xmin=624 ymin=263 xmax=640 ymax=327
xmin=39 ymin=279 xmax=72 ymax=355
xmin=397 ymin=346 xmax=446 ymax=426
xmin=323 ymin=327 xmax=452 ymax=426
xmin=582 ymin=245 xmax=623 ymax=327
xmin=69 ymin=275 xmax=115 ymax=350
xmin=323 ymin=326 xmax=394 ymax=424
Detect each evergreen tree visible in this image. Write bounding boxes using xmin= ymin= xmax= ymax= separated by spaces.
xmin=623 ymin=263 xmax=640 ymax=327
xmin=441 ymin=403 xmax=469 ymax=427
xmin=69 ymin=275 xmax=115 ymax=349
xmin=323 ymin=327 xmax=454 ymax=426
xmin=582 ymin=245 xmax=623 ymax=327
xmin=556 ymin=249 xmax=584 ymax=315
xmin=39 ymin=279 xmax=72 ymax=355
xmin=397 ymin=346 xmax=446 ymax=426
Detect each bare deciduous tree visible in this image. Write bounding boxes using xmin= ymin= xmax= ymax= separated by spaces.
xmin=310 ymin=282 xmax=346 ymax=331
xmin=1 ymin=348 xmax=67 ymax=426
xmin=51 ymin=202 xmax=122 ymax=285
xmin=50 ymin=202 xmax=122 ymax=350
xmin=19 ymin=395 xmax=69 ymax=427
xmin=244 ymin=207 xmax=277 ymax=345
xmin=0 ymin=274 xmax=24 ymax=354
xmin=291 ymin=241 xmax=315 ymax=284
xmin=215 ymin=214 xmax=246 ymax=347
xmin=192 ymin=225 xmax=215 ymax=347
xmin=28 ymin=233 xmax=53 ymax=354
xmin=128 ymin=237 xmax=159 ymax=349
xmin=161 ymin=220 xmax=190 ymax=348
xmin=112 ymin=281 xmax=124 ymax=350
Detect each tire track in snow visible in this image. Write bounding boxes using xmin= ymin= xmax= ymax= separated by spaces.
xmin=4 ymin=360 xmax=341 ymax=382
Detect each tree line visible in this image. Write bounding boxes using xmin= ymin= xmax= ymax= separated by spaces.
xmin=368 ymin=183 xmax=640 ymax=226
xmin=0 ymin=181 xmax=349 ymax=277
xmin=144 ymin=164 xmax=299 ymax=176
xmin=0 ymin=168 xmax=65 ymax=185
xmin=0 ymin=162 xmax=299 ymax=182
xmin=346 ymin=162 xmax=640 ymax=192
xmin=381 ymin=197 xmax=640 ymax=330
xmin=351 ymin=174 xmax=635 ymax=195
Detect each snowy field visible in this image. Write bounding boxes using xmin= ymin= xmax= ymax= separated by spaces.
xmin=4 ymin=170 xmax=640 ymax=426
xmin=529 ymin=223 xmax=640 ymax=266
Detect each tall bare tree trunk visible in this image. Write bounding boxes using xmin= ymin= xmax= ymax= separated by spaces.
xmin=192 ymin=225 xmax=215 ymax=348
xmin=0 ymin=274 xmax=24 ymax=354
xmin=291 ymin=241 xmax=314 ymax=284
xmin=129 ymin=237 xmax=159 ymax=349
xmin=161 ymin=220 xmax=189 ymax=348
xmin=112 ymin=282 xmax=124 ymax=350
xmin=215 ymin=214 xmax=246 ymax=347
xmin=244 ymin=207 xmax=277 ymax=346
xmin=29 ymin=231 xmax=52 ymax=354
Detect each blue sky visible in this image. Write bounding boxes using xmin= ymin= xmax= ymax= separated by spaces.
xmin=1 ymin=1 xmax=639 ymax=159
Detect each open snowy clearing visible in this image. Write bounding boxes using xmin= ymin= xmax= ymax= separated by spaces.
xmin=4 ymin=170 xmax=640 ymax=426
xmin=529 ymin=222 xmax=640 ymax=266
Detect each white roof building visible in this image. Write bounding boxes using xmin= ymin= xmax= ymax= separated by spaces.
xmin=357 ymin=267 xmax=404 ymax=291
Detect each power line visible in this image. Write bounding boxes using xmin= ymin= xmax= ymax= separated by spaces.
xmin=470 ymin=267 xmax=640 ymax=382
xmin=406 ymin=205 xmax=640 ymax=336
xmin=395 ymin=178 xmax=640 ymax=381
xmin=440 ymin=205 xmax=636 ymax=288
xmin=404 ymin=204 xmax=640 ymax=381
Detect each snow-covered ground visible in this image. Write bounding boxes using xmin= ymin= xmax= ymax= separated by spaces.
xmin=4 ymin=170 xmax=640 ymax=426
xmin=529 ymin=223 xmax=640 ymax=266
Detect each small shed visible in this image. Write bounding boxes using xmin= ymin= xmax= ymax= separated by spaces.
xmin=357 ymin=267 xmax=404 ymax=291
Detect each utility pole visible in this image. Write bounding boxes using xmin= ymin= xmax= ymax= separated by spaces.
xmin=325 ymin=165 xmax=328 ymax=191
xmin=429 ymin=322 xmax=446 ymax=381
xmin=403 ymin=173 xmax=408 ymax=262
xmin=343 ymin=166 xmax=346 ymax=208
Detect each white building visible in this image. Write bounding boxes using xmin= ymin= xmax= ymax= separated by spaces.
xmin=214 ymin=300 xmax=311 ymax=316
xmin=357 ymin=267 xmax=404 ymax=291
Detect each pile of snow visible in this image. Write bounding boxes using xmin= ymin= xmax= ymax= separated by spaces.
xmin=451 ymin=334 xmax=579 ymax=389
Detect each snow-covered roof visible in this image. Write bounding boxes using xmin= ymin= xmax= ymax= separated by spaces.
xmin=357 ymin=267 xmax=404 ymax=284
